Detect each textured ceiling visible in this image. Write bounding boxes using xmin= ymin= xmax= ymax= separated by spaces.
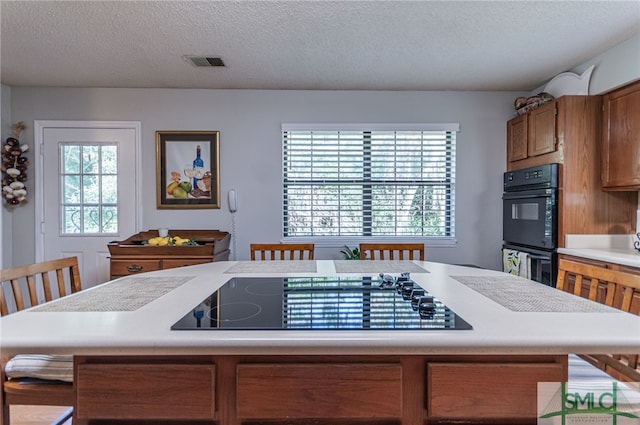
xmin=1 ymin=1 xmax=639 ymax=91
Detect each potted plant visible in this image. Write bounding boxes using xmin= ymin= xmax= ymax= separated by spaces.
xmin=340 ymin=245 xmax=361 ymax=260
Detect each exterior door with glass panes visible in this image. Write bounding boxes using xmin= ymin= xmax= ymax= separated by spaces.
xmin=41 ymin=125 xmax=139 ymax=287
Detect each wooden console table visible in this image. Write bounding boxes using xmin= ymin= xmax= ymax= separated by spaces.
xmin=107 ymin=229 xmax=230 ymax=279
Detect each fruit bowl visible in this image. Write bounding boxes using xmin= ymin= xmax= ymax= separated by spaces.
xmin=142 ymin=236 xmax=199 ymax=247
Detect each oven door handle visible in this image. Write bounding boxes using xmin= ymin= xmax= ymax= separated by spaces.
xmin=525 ymin=253 xmax=551 ymax=261
xmin=502 ymin=193 xmax=552 ymax=200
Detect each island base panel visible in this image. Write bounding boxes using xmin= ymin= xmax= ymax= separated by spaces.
xmin=74 ymin=354 xmax=567 ymax=425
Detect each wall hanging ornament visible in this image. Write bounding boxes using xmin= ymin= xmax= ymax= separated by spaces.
xmin=2 ymin=121 xmax=29 ymax=207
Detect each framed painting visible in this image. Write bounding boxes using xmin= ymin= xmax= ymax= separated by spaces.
xmin=156 ymin=131 xmax=220 ymax=209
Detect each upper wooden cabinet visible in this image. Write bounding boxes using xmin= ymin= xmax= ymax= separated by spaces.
xmin=507 ymin=97 xmax=595 ymax=170
xmin=506 ymin=100 xmax=558 ymax=166
xmin=601 ymin=80 xmax=640 ymax=190
xmin=506 ymin=114 xmax=527 ymax=161
xmin=527 ymin=101 xmax=557 ymax=157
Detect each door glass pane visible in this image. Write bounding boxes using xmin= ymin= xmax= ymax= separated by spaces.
xmin=61 ymin=143 xmax=119 ymax=235
xmin=63 ymin=206 xmax=81 ymax=234
xmin=102 ymin=145 xmax=118 ymax=173
xmin=101 ymin=175 xmax=118 ymax=203
xmin=83 ymin=206 xmax=100 ymax=233
xmin=82 ymin=175 xmax=100 ymax=203
xmin=102 ymin=206 xmax=118 ymax=233
xmin=62 ymin=145 xmax=80 ymax=173
xmin=82 ymin=146 xmax=100 ymax=174
xmin=63 ymin=175 xmax=80 ymax=203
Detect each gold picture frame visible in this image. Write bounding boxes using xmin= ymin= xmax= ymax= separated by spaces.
xmin=156 ymin=131 xmax=220 ymax=209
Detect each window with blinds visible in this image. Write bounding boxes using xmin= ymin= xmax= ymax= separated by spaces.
xmin=282 ymin=124 xmax=457 ymax=238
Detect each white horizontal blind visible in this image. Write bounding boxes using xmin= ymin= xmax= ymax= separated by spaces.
xmin=282 ymin=125 xmax=457 ymax=238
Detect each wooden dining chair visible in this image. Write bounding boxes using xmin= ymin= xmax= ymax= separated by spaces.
xmin=0 ymin=257 xmax=82 ymax=425
xmin=556 ymin=258 xmax=640 ymax=382
xmin=250 ymin=243 xmax=315 ymax=260
xmin=359 ymin=243 xmax=425 ymax=261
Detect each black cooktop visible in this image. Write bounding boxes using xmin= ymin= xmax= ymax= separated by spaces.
xmin=171 ymin=274 xmax=472 ymax=331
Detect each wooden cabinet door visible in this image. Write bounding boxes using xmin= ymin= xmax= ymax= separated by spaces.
xmin=602 ymin=81 xmax=640 ymax=189
xmin=236 ymin=363 xmax=402 ymax=419
xmin=77 ymin=363 xmax=216 ymax=420
xmin=506 ymin=115 xmax=528 ymax=162
xmin=527 ymin=101 xmax=557 ymax=157
xmin=428 ymin=362 xmax=565 ymax=419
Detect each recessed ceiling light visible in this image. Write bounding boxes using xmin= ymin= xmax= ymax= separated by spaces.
xmin=183 ymin=56 xmax=225 ymax=67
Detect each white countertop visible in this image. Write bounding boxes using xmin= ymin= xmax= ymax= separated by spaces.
xmin=1 ymin=260 xmax=639 ymax=357
xmin=559 ymin=234 xmax=640 ymax=268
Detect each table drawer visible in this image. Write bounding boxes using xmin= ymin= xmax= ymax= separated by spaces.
xmin=237 ymin=363 xmax=402 ymax=419
xmin=428 ymin=362 xmax=564 ymax=418
xmin=76 ymin=363 xmax=215 ymax=420
xmin=110 ymin=259 xmax=161 ymax=276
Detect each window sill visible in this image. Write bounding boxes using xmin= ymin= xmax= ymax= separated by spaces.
xmin=282 ymin=237 xmax=457 ymax=249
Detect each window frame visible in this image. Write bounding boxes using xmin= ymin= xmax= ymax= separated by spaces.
xmin=59 ymin=142 xmax=120 ymax=236
xmin=281 ymin=123 xmax=459 ymax=247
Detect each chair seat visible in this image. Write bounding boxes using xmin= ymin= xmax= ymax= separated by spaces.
xmin=5 ymin=354 xmax=73 ymax=383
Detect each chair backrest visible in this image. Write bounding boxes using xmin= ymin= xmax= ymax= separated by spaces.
xmin=0 ymin=257 xmax=82 ymax=316
xmin=556 ymin=258 xmax=640 ymax=382
xmin=556 ymin=258 xmax=640 ymax=314
xmin=250 ymin=243 xmax=315 ymax=260
xmin=359 ymin=243 xmax=425 ymax=261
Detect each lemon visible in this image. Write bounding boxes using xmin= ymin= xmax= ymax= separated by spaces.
xmin=147 ymin=237 xmax=159 ymax=246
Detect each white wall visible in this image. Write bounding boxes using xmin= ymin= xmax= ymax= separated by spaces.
xmin=1 ymin=84 xmax=12 ymax=269
xmin=582 ymin=34 xmax=640 ymax=95
xmin=8 ymin=88 xmax=515 ymax=269
xmin=530 ymin=34 xmax=640 ymax=96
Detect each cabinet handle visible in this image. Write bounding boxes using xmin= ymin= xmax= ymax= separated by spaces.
xmin=127 ymin=264 xmax=143 ymax=273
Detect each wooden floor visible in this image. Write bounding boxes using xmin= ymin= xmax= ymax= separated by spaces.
xmin=9 ymin=406 xmax=72 ymax=425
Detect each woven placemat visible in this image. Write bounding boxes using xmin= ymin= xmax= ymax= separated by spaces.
xmin=224 ymin=261 xmax=317 ymax=274
xmin=32 ymin=276 xmax=194 ymax=312
xmin=334 ymin=260 xmax=428 ymax=274
xmin=450 ymin=275 xmax=618 ymax=313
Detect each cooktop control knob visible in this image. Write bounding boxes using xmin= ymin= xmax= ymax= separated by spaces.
xmin=418 ymin=296 xmax=436 ymax=319
xmin=396 ymin=272 xmax=411 ymax=282
xmin=410 ymin=289 xmax=426 ymax=310
xmin=399 ymin=281 xmax=415 ymax=299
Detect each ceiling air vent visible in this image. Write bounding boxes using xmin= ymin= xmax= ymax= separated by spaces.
xmin=183 ymin=56 xmax=225 ymax=67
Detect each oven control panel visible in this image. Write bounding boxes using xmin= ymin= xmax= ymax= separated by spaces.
xmin=504 ymin=163 xmax=558 ymax=191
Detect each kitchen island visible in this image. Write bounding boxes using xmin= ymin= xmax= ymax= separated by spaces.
xmin=2 ymin=260 xmax=639 ymax=424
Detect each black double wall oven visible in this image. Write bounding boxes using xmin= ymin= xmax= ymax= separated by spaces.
xmin=502 ymin=163 xmax=558 ymax=286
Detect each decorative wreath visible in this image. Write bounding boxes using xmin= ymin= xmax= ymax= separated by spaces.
xmin=2 ymin=122 xmax=29 ymax=207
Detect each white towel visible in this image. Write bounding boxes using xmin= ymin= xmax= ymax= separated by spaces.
xmin=518 ymin=251 xmax=531 ymax=279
